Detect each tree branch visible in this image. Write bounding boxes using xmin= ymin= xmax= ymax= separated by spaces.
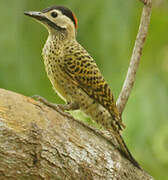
xmin=0 ymin=88 xmax=154 ymax=179
xmin=116 ymin=0 xmax=152 ymax=115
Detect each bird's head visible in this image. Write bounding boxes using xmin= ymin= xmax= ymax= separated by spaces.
xmin=24 ymin=6 xmax=78 ymax=38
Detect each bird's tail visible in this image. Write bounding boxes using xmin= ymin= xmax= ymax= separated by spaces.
xmin=116 ymin=132 xmax=141 ymax=169
xmin=113 ymin=131 xmax=141 ymax=169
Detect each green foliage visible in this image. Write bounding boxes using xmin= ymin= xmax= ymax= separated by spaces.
xmin=0 ymin=0 xmax=168 ymax=179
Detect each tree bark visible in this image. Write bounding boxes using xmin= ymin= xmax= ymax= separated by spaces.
xmin=0 ymin=88 xmax=154 ymax=180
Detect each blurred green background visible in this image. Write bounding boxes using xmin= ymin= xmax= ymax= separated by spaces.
xmin=0 ymin=0 xmax=168 ymax=179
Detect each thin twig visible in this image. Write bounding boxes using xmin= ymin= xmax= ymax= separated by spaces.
xmin=116 ymin=0 xmax=152 ymax=115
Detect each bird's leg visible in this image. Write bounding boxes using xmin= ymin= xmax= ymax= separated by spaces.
xmin=32 ymin=95 xmax=79 ymax=114
xmin=57 ymin=102 xmax=79 ymax=111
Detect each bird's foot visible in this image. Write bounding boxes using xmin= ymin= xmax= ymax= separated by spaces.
xmin=57 ymin=102 xmax=79 ymax=111
xmin=32 ymin=95 xmax=79 ymax=118
xmin=32 ymin=95 xmax=58 ymax=109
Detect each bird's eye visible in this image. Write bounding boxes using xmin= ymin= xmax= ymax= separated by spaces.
xmin=51 ymin=12 xmax=58 ymax=18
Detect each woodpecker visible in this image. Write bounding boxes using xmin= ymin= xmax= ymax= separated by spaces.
xmin=24 ymin=6 xmax=140 ymax=168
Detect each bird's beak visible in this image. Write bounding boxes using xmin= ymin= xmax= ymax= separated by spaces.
xmin=24 ymin=11 xmax=45 ymax=21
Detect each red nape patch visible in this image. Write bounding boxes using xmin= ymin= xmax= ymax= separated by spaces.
xmin=72 ymin=13 xmax=78 ymax=29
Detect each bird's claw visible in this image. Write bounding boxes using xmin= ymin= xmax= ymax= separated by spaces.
xmin=32 ymin=95 xmax=43 ymax=101
xmin=32 ymin=95 xmax=49 ymax=104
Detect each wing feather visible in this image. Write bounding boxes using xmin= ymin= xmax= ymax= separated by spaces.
xmin=62 ymin=44 xmax=124 ymax=129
